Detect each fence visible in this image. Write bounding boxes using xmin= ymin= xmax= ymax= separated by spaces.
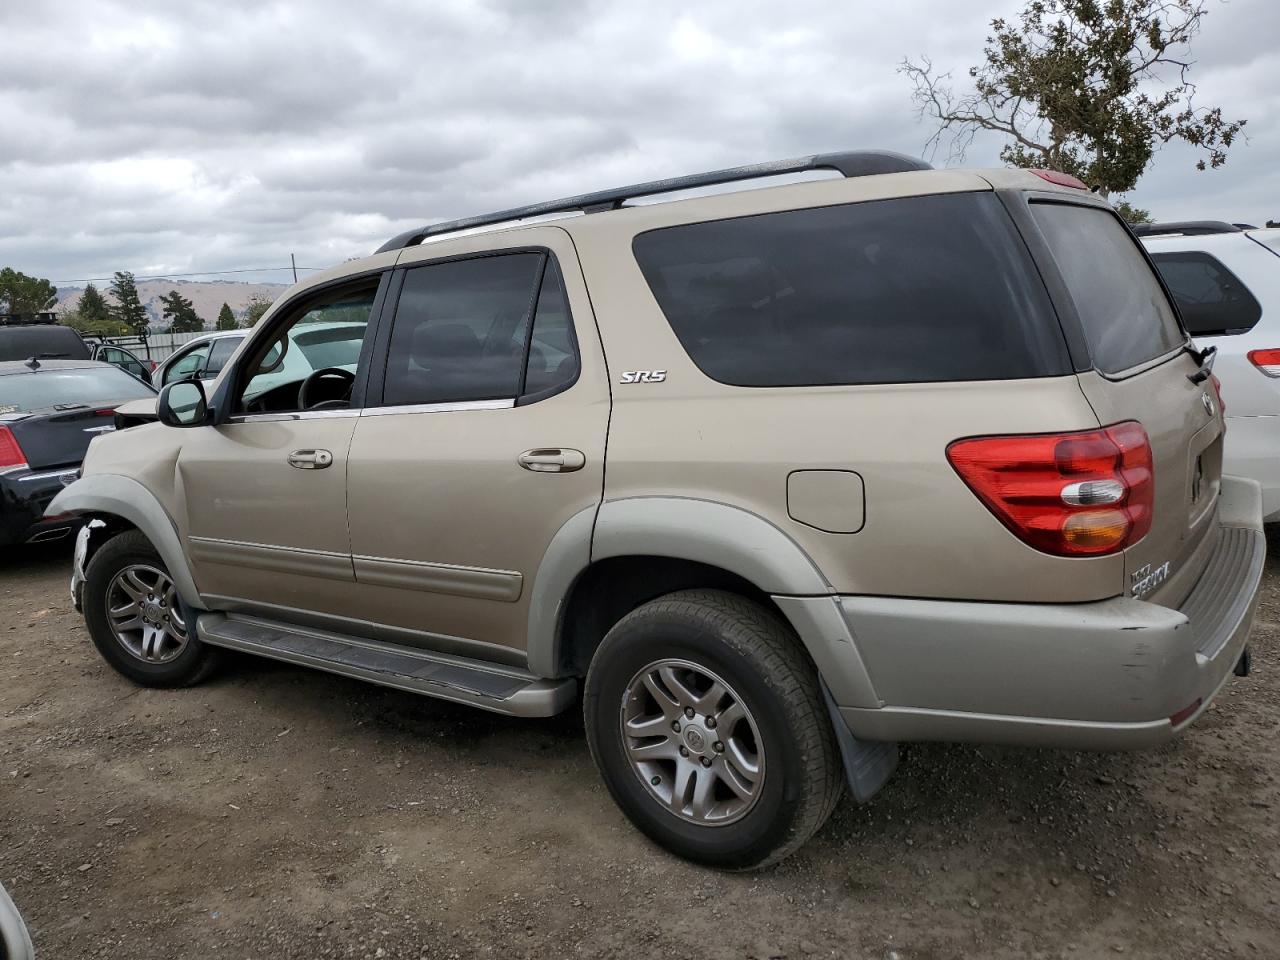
xmin=95 ymin=329 xmax=213 ymax=363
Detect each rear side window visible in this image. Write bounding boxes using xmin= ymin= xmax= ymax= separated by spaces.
xmin=631 ymin=192 xmax=1068 ymax=387
xmin=521 ymin=259 xmax=579 ymax=397
xmin=1149 ymin=251 xmax=1262 ymax=337
xmin=1031 ymin=203 xmax=1184 ymax=374
xmin=204 ymin=337 xmax=240 ymax=376
xmin=0 ymin=326 xmax=91 ymax=362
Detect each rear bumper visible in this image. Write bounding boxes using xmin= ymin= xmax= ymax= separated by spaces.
xmin=817 ymin=475 xmax=1265 ymax=750
xmin=0 ymin=466 xmax=82 ymax=546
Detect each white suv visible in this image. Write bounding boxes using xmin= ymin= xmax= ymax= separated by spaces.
xmin=1141 ymin=222 xmax=1280 ymax=521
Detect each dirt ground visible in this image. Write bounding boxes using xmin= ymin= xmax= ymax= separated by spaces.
xmin=1 ymin=537 xmax=1278 ymax=960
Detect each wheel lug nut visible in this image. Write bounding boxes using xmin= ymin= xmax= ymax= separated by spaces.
xmin=684 ymin=707 xmax=695 ymax=719
xmin=679 ymin=746 xmax=689 ymax=758
xmin=672 ymin=721 xmax=681 ymax=733
xmin=714 ymin=741 xmax=724 ymax=752
xmin=706 ymin=717 xmax=717 ymax=729
xmin=700 ymin=757 xmax=712 ymax=768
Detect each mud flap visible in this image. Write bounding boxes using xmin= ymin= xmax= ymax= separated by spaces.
xmin=821 ymin=682 xmax=898 ymax=803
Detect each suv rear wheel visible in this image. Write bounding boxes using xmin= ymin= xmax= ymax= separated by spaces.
xmin=82 ymin=530 xmax=220 ymax=687
xmin=584 ymin=589 xmax=843 ymax=869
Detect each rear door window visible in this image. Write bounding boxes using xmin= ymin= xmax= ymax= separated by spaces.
xmin=1031 ymin=203 xmax=1184 ymax=374
xmin=382 ymin=253 xmax=545 ymax=406
xmin=204 ymin=337 xmax=241 ymax=376
xmin=631 ymin=192 xmax=1068 ymax=387
xmin=1149 ymin=251 xmax=1262 ymax=337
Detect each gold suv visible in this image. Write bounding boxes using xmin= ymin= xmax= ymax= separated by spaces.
xmin=50 ymin=151 xmax=1265 ymax=868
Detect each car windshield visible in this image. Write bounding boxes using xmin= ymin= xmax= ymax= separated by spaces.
xmin=291 ymin=324 xmax=367 ymax=370
xmin=0 ymin=366 xmax=155 ymax=413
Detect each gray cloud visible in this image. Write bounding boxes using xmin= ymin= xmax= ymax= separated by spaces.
xmin=0 ymin=0 xmax=1275 ymax=288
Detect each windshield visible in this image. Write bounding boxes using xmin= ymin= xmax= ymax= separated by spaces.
xmin=292 ymin=324 xmax=366 ymax=370
xmin=0 ymin=366 xmax=155 ymax=413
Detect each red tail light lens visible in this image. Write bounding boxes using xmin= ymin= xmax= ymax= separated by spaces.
xmin=947 ymin=422 xmax=1154 ymax=557
xmin=1247 ymin=349 xmax=1280 ymax=378
xmin=0 ymin=425 xmax=28 ymax=472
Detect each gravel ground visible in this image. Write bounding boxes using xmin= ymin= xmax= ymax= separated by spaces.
xmin=2 ymin=536 xmax=1279 ymax=960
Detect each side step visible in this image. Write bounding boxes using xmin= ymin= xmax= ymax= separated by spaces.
xmin=196 ymin=612 xmax=576 ymax=717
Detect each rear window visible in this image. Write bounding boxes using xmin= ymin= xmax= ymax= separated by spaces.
xmin=631 ymin=192 xmax=1068 ymax=387
xmin=1149 ymin=251 xmax=1262 ymax=337
xmin=0 ymin=325 xmax=91 ymax=362
xmin=1031 ymin=203 xmax=1184 ymax=374
xmin=0 ymin=366 xmax=154 ymax=413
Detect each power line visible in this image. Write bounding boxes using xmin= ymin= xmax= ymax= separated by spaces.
xmin=53 ymin=265 xmax=325 ymax=285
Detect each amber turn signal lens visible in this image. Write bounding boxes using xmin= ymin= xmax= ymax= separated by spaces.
xmin=1061 ymin=509 xmax=1130 ymax=550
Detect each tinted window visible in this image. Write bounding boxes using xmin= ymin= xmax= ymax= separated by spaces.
xmin=1031 ymin=203 xmax=1183 ymax=374
xmin=522 ymin=260 xmax=579 ymax=397
xmin=0 ymin=326 xmax=91 ymax=362
xmin=163 ymin=343 xmax=210 ymax=384
xmin=384 ymin=254 xmax=543 ymax=406
xmin=98 ymin=346 xmax=146 ymax=379
xmin=1149 ymin=251 xmax=1262 ymax=337
xmin=204 ymin=336 xmax=241 ymax=376
xmin=632 ymin=193 xmax=1067 ymax=387
xmin=0 ymin=366 xmax=155 ymax=412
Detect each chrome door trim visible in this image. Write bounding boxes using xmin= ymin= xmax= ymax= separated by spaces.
xmin=227 ymin=408 xmax=361 ymax=424
xmin=360 ymin=398 xmax=515 ymax=417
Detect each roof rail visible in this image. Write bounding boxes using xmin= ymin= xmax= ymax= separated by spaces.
xmin=1130 ymin=220 xmax=1243 ymax=238
xmin=0 ymin=312 xmax=58 ymax=327
xmin=375 ymin=150 xmax=932 ymax=254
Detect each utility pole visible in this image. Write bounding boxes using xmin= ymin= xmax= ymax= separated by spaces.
xmin=290 ymin=254 xmax=298 ymax=283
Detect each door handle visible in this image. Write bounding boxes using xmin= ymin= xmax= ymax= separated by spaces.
xmin=288 ymin=448 xmax=334 ymax=470
xmin=518 ymin=448 xmax=586 ymax=473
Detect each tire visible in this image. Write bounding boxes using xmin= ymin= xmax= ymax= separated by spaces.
xmin=584 ymin=589 xmax=843 ymax=869
xmin=82 ymin=529 xmax=220 ymax=687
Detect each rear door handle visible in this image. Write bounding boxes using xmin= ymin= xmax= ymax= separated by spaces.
xmin=288 ymin=448 xmax=334 ymax=469
xmin=518 ymin=448 xmax=586 ymax=473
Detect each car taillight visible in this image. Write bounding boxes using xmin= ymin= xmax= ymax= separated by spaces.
xmin=0 ymin=425 xmax=28 ymax=472
xmin=1247 ymin=349 xmax=1280 ymax=377
xmin=947 ymin=422 xmax=1154 ymax=557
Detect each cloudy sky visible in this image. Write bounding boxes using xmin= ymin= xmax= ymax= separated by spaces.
xmin=1 ymin=0 xmax=1276 ymax=290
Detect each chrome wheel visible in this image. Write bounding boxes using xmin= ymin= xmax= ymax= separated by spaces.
xmin=104 ymin=564 xmax=189 ymax=663
xmin=621 ymin=659 xmax=765 ymax=826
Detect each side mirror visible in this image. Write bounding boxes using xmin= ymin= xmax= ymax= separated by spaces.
xmin=256 ymin=339 xmax=286 ymax=374
xmin=157 ymin=379 xmax=209 ymax=428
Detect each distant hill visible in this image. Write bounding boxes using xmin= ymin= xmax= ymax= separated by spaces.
xmin=57 ymin=279 xmax=290 ymax=330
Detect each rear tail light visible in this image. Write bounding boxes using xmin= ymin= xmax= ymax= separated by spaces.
xmin=1247 ymin=349 xmax=1280 ymax=378
xmin=0 ymin=425 xmax=29 ymax=472
xmin=947 ymin=422 xmax=1153 ymax=557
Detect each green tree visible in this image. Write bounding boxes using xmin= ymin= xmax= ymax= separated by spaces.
xmin=109 ymin=271 xmax=150 ymax=334
xmin=160 ymin=290 xmax=204 ymax=334
xmin=215 ymin=302 xmax=238 ymax=330
xmin=901 ymin=0 xmax=1246 ymax=196
xmin=0 ymin=267 xmax=57 ymax=315
xmin=64 ymin=283 xmax=129 ymax=336
xmin=241 ymin=296 xmax=272 ymax=328
xmin=1112 ymin=199 xmax=1153 ymax=224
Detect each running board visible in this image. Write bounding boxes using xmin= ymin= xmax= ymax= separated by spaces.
xmin=195 ymin=612 xmax=576 ymax=717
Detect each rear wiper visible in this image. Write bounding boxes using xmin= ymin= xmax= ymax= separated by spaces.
xmin=1186 ymin=343 xmax=1217 ymax=384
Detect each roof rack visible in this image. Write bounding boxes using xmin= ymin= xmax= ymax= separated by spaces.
xmin=0 ymin=312 xmax=58 ymax=327
xmin=375 ymin=150 xmax=932 ymax=254
xmin=1130 ymin=220 xmax=1242 ymax=238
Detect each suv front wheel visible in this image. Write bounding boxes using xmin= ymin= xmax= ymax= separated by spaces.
xmin=584 ymin=590 xmax=843 ymax=869
xmin=82 ymin=530 xmax=220 ymax=687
